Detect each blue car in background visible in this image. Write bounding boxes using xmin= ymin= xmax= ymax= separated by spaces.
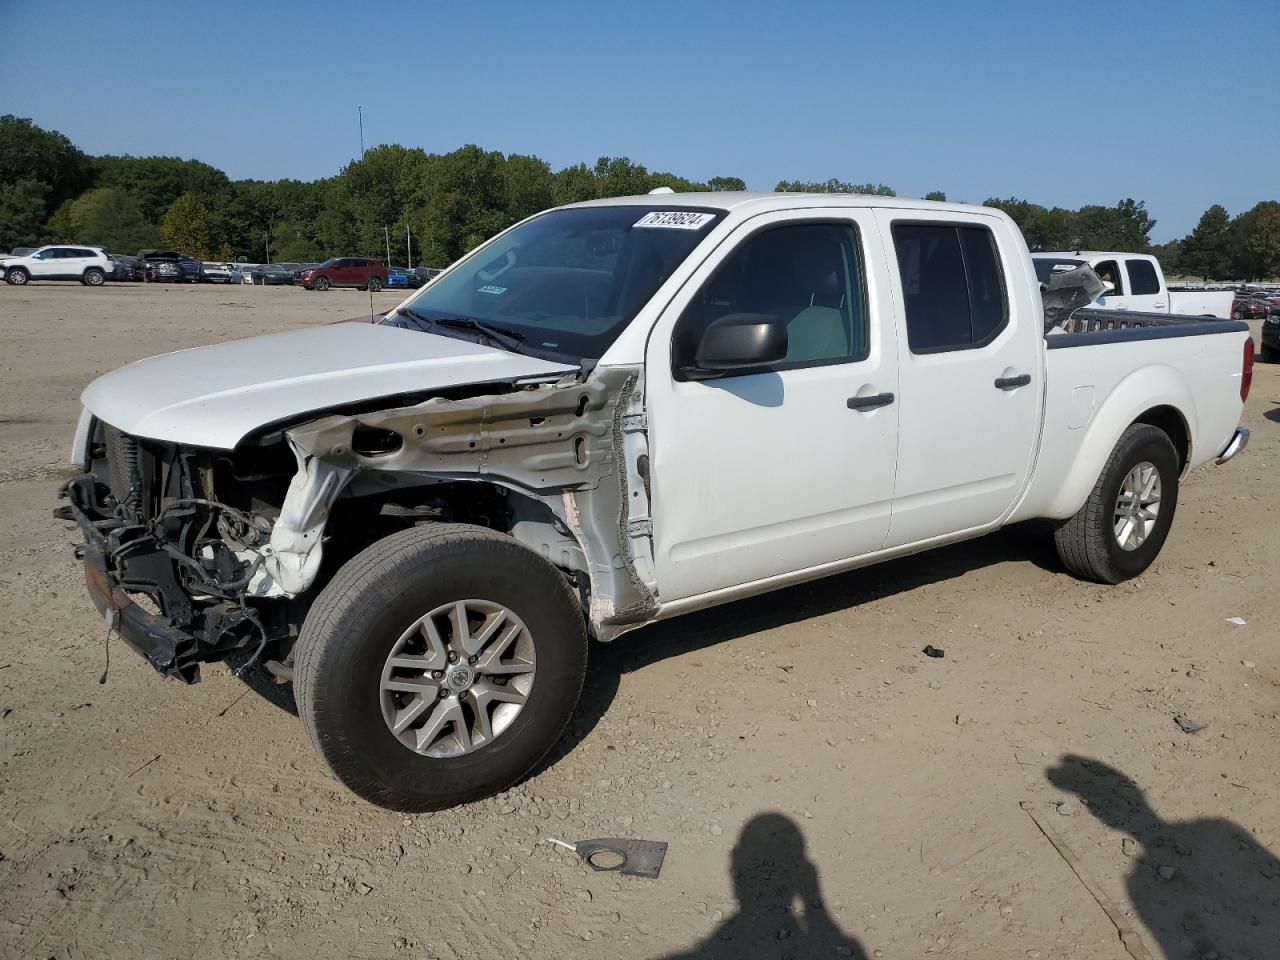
xmin=386 ymin=265 xmax=410 ymax=288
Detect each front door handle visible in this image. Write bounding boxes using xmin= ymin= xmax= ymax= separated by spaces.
xmin=994 ymin=374 xmax=1031 ymax=390
xmin=847 ymin=392 xmax=895 ymax=410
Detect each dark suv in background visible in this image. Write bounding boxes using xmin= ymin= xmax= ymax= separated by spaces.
xmin=297 ymin=257 xmax=387 ymax=291
xmin=138 ymin=250 xmax=203 ymax=283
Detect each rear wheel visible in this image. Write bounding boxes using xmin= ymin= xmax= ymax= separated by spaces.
xmin=1054 ymin=423 xmax=1179 ymax=584
xmin=368 ymin=276 xmax=383 ymax=293
xmin=82 ymin=267 xmax=105 ymax=286
xmin=6 ymin=267 xmax=29 ymax=286
xmin=314 ymin=275 xmax=331 ymax=291
xmin=294 ymin=524 xmax=587 ymax=810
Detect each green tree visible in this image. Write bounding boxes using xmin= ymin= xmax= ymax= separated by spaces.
xmin=708 ymin=176 xmax=746 ymax=192
xmin=1072 ymin=199 xmax=1155 ymax=251
xmin=552 ymin=163 xmax=599 ymax=206
xmin=1177 ymin=205 xmax=1231 ymax=280
xmin=0 ymin=116 xmax=90 ymax=214
xmin=503 ymin=154 xmax=555 ymax=222
xmin=1228 ymin=201 xmax=1280 ymax=280
xmin=161 ymin=193 xmax=219 ymax=258
xmin=59 ymin=187 xmax=160 ymax=252
xmin=0 ymin=178 xmax=54 ymax=250
xmin=983 ymin=197 xmax=1073 ymax=251
xmin=96 ymin=155 xmax=231 ymax=223
xmin=924 ymin=190 xmax=947 ymax=201
xmin=775 ymin=178 xmax=895 ymax=195
xmin=1150 ymin=239 xmax=1184 ymax=278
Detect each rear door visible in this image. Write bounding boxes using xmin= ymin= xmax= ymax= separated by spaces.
xmin=878 ymin=211 xmax=1042 ymax=548
xmin=1120 ymin=257 xmax=1167 ymax=312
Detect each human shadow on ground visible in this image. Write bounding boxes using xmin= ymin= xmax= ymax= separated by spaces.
xmin=656 ymin=812 xmax=866 ymax=959
xmin=1048 ymin=755 xmax=1280 ymax=960
xmin=533 ymin=520 xmax=1061 ymax=776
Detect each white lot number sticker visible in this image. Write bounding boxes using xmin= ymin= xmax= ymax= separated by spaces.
xmin=477 ymin=285 xmax=507 ymax=295
xmin=633 ymin=211 xmax=715 ymax=230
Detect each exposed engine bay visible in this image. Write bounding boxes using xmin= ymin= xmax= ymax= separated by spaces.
xmin=58 ymin=365 xmax=656 ymax=684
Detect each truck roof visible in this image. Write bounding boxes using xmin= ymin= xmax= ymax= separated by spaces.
xmin=566 ymin=191 xmax=1002 ymax=219
xmin=1034 ymin=251 xmax=1157 ymax=261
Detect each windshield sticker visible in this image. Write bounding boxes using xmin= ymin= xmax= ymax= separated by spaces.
xmin=633 ymin=211 xmax=716 ymax=230
xmin=476 ymin=284 xmax=508 ymax=295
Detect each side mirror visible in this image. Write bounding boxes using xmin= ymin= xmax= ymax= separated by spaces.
xmin=690 ymin=313 xmax=788 ymax=377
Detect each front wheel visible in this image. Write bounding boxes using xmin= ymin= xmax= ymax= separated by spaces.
xmin=1261 ymin=342 xmax=1280 ymax=363
xmin=314 ymin=275 xmax=331 ymax=291
xmin=1054 ymin=423 xmax=1180 ymax=584
xmin=6 ymin=267 xmax=29 ymax=286
xmin=294 ymin=524 xmax=587 ymax=811
xmin=82 ymin=267 xmax=105 ymax=286
xmin=367 ymin=276 xmax=383 ymax=292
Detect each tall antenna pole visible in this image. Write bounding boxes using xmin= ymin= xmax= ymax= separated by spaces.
xmin=358 ymin=106 xmax=365 ymax=159
xmin=406 ymin=225 xmax=412 ymax=269
xmin=385 ymin=225 xmax=391 ymax=267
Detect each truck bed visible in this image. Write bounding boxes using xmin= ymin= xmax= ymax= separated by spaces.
xmin=1047 ymin=308 xmax=1248 ymax=348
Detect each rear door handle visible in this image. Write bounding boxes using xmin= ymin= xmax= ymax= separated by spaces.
xmin=994 ymin=374 xmax=1031 ymax=390
xmin=847 ymin=392 xmax=895 ymax=410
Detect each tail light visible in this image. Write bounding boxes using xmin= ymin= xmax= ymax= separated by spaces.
xmin=1241 ymin=337 xmax=1254 ymax=402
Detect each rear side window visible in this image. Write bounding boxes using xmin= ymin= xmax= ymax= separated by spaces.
xmin=892 ymin=223 xmax=1008 ymax=353
xmin=1126 ymin=259 xmax=1161 ymax=296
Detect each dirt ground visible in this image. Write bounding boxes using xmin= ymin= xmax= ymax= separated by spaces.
xmin=1 ymin=282 xmax=1277 ymax=960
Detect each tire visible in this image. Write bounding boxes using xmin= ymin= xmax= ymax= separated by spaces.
xmin=1054 ymin=423 xmax=1180 ymax=584
xmin=367 ymin=276 xmax=383 ymax=293
xmin=1261 ymin=342 xmax=1280 ymax=363
xmin=314 ymin=275 xmax=331 ymax=291
xmin=82 ymin=267 xmax=105 ymax=286
xmin=6 ymin=267 xmax=29 ymax=286
xmin=294 ymin=524 xmax=587 ymax=811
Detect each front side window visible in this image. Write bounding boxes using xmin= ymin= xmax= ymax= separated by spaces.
xmin=1126 ymin=259 xmax=1161 ymax=296
xmin=1093 ymin=260 xmax=1124 ymax=295
xmin=672 ymin=222 xmax=868 ymax=377
xmin=892 ymin=223 xmax=1008 ymax=353
xmin=390 ymin=205 xmax=725 ymax=362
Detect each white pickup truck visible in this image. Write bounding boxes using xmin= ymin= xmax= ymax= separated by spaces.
xmin=1033 ymin=250 xmax=1235 ymax=318
xmin=59 ymin=194 xmax=1253 ymax=810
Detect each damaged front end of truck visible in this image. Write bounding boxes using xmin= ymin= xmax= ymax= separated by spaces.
xmin=57 ymin=366 xmax=658 ymax=685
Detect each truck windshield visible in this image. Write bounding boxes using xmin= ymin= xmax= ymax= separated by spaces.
xmin=1033 ymin=257 xmax=1084 ymax=284
xmin=387 ymin=205 xmax=725 ymax=362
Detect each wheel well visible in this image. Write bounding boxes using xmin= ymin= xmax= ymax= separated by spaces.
xmin=1133 ymin=405 xmax=1189 ymax=471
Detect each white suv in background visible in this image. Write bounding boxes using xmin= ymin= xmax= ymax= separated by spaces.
xmin=2 ymin=245 xmax=115 ymax=286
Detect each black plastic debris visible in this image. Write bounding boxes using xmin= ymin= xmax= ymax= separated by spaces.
xmin=546 ymin=836 xmax=668 ymax=878
xmin=922 ymin=645 xmax=945 ymax=659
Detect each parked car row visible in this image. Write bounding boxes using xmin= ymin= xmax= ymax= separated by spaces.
xmin=1233 ymin=287 xmax=1280 ymax=321
xmin=3 ymin=244 xmax=443 ymax=291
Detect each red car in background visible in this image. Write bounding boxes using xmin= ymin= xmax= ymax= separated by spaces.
xmin=298 ymin=257 xmax=387 ymax=292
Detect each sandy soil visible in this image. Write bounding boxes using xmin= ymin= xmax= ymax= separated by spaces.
xmin=1 ymin=282 xmax=1277 ymax=960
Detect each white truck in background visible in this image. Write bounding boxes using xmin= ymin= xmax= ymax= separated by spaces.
xmin=1033 ymin=251 xmax=1234 ymax=318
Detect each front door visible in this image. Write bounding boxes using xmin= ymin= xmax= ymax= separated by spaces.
xmin=647 ymin=211 xmax=899 ymax=601
xmin=878 ymin=211 xmax=1042 ymax=548
xmin=28 ymin=248 xmax=63 ymax=278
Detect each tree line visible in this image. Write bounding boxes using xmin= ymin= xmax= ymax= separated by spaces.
xmin=2 ymin=114 xmax=1277 ymax=279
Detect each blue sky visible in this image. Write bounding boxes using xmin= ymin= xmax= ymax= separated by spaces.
xmin=3 ymin=0 xmax=1276 ymax=240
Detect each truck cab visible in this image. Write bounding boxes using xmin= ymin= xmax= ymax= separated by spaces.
xmin=1033 ymin=251 xmax=1234 ymax=317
